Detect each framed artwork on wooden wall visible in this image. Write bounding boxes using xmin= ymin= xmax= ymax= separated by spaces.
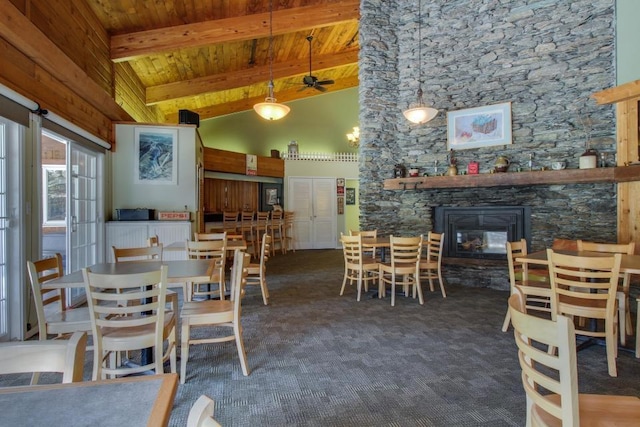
xmin=447 ymin=102 xmax=512 ymax=150
xmin=134 ymin=127 xmax=178 ymax=185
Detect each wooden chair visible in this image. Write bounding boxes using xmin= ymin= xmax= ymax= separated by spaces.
xmin=349 ymin=229 xmax=378 ymax=259
xmin=147 ymin=235 xmax=160 ymax=246
xmin=508 ymin=290 xmax=640 ymax=426
xmin=194 ymin=232 xmax=227 ymax=242
xmin=239 ymin=211 xmax=256 ymax=256
xmin=379 ymin=235 xmax=423 ymax=306
xmin=547 ymin=248 xmax=621 ymax=377
xmin=222 ymin=211 xmax=239 ymax=233
xmin=180 ymin=250 xmax=251 ymax=384
xmin=187 ymin=395 xmax=223 ymax=427
xmin=254 ymin=212 xmax=270 ymax=255
xmin=501 ymin=239 xmax=551 ymax=332
xmin=283 ymin=211 xmax=295 ymax=253
xmin=247 ymin=234 xmax=271 ymax=305
xmin=577 ymin=240 xmax=635 ymax=346
xmin=82 ymin=264 xmax=177 ymax=380
xmin=186 ymin=239 xmax=227 ymax=301
xmin=340 ymin=234 xmax=379 ymax=301
xmin=419 ymin=232 xmax=446 ymax=298
xmin=269 ymin=210 xmax=284 ymax=255
xmin=113 ymin=244 xmax=163 ymax=262
xmin=0 ymin=331 xmax=87 ymax=384
xmin=26 ymin=254 xmax=93 ymax=382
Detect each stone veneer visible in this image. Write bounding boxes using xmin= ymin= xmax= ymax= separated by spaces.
xmin=358 ymin=0 xmax=616 ymax=290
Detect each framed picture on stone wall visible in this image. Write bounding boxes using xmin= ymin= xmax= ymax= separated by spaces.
xmin=447 ymin=102 xmax=512 ymax=150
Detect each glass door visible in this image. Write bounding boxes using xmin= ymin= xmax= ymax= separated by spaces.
xmin=66 ymin=144 xmax=101 ymax=304
xmin=0 ymin=121 xmax=8 ymax=341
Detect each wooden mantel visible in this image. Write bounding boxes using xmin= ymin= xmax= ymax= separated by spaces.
xmin=383 ymin=166 xmax=640 ymax=190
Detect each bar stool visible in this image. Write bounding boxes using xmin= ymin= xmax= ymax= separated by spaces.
xmin=283 ymin=211 xmax=295 ymax=253
xmin=269 ymin=210 xmax=284 ymax=255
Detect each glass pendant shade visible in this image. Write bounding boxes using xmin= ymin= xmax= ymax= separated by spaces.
xmin=254 ymin=97 xmax=290 ymax=121
xmin=403 ymin=104 xmax=438 ymax=124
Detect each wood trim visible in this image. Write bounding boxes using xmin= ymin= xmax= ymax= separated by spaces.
xmin=592 ymin=79 xmax=640 ymax=105
xmin=383 ymin=167 xmax=640 ymax=190
xmin=110 ymin=1 xmax=360 ymax=62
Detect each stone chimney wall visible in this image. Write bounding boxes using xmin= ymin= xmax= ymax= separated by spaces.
xmin=358 ymin=0 xmax=616 ymax=289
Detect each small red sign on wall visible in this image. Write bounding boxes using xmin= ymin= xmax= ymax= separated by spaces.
xmin=467 ymin=161 xmax=479 ymax=175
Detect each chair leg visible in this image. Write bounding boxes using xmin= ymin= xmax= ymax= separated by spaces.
xmin=180 ymin=322 xmax=190 ymax=384
xmin=234 ymin=324 xmax=250 ymax=376
xmin=502 ymin=309 xmax=511 ymax=332
xmin=415 ymin=275 xmax=424 ymax=305
xmin=606 ymin=320 xmax=618 ymax=377
xmin=260 ymin=275 xmax=269 ymax=305
xmin=437 ymin=268 xmax=447 ymax=298
xmin=340 ymin=267 xmax=348 ymax=296
xmin=636 ymin=299 xmax=640 ymax=358
xmin=618 ymin=294 xmax=627 ymax=346
xmin=391 ymin=272 xmax=396 ymax=307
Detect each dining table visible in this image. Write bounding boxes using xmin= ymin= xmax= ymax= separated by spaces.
xmin=43 ymin=259 xmax=217 ymax=290
xmin=361 ymin=236 xmax=390 ymax=262
xmin=164 ymin=238 xmax=247 ymax=256
xmin=515 ymin=249 xmax=640 ymax=275
xmin=0 ymin=373 xmax=178 ymax=427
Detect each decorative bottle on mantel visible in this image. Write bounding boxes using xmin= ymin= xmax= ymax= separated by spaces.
xmin=447 ymin=149 xmax=458 ymax=176
xmin=579 ymin=148 xmax=598 ymax=169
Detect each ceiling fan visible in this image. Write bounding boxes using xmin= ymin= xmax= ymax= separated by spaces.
xmin=300 ymin=35 xmax=335 ymax=92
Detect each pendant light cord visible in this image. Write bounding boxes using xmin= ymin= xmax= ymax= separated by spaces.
xmin=417 ymin=0 xmax=423 ymax=100
xmin=268 ymin=0 xmax=275 ymax=98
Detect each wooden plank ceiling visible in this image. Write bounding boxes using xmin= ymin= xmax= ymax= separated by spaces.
xmin=86 ymin=0 xmax=360 ymax=122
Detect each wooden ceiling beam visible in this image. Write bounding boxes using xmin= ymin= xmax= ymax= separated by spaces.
xmin=164 ymin=75 xmax=359 ymax=122
xmin=0 ymin=0 xmax=131 ymax=121
xmin=111 ymin=1 xmax=360 ymax=62
xmin=146 ymin=49 xmax=358 ymax=105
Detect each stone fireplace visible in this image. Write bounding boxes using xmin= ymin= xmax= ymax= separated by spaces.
xmin=434 ymin=206 xmax=531 ymax=260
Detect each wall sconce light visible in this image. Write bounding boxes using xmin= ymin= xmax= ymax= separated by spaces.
xmin=346 ymin=126 xmax=360 ymax=148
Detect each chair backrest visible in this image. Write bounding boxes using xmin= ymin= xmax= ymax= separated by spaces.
xmin=284 ymin=211 xmax=295 ymax=224
xmin=389 ymin=235 xmax=422 ymax=267
xmin=187 ymin=395 xmax=222 ymax=427
xmin=147 ymin=235 xmax=160 ymax=247
xmin=186 ymin=240 xmax=227 ymax=284
xmin=240 ymin=211 xmax=254 ymax=226
xmin=551 ymin=238 xmax=578 ymax=251
xmin=508 ymin=291 xmax=580 ymax=426
xmin=27 ymin=253 xmax=66 ymax=338
xmin=83 ymin=265 xmax=169 ymax=358
xmin=547 ymin=248 xmax=621 ymax=322
xmin=349 ymin=229 xmax=377 ymax=238
xmin=113 ymin=245 xmax=163 ymax=262
xmin=577 ymin=240 xmax=635 ymax=255
xmin=194 ymin=232 xmax=227 ymax=242
xmin=506 ymin=239 xmax=528 ymax=288
xmin=341 ymin=234 xmax=364 ymax=267
xmin=0 ymin=331 xmax=87 ymax=384
xmin=270 ymin=209 xmax=283 ymax=223
xmin=424 ymin=232 xmax=444 ymax=264
xmin=222 ymin=211 xmax=238 ymax=231
xmin=231 ymin=249 xmax=251 ymax=309
xmin=255 ymin=212 xmax=270 ymax=229
xmin=259 ymin=234 xmax=272 ymax=270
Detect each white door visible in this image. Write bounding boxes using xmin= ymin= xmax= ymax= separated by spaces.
xmin=288 ymin=177 xmax=336 ymax=249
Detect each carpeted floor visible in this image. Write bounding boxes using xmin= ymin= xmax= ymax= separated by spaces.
xmin=168 ymin=249 xmax=640 ymax=426
xmin=3 ymin=249 xmax=639 ymax=426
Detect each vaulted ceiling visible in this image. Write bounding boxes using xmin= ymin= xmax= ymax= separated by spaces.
xmin=86 ymin=0 xmax=360 ymax=122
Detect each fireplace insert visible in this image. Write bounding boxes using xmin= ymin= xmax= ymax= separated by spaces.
xmin=434 ymin=206 xmax=531 ymax=260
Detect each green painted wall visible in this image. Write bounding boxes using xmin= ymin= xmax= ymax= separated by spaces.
xmin=617 ymin=0 xmax=640 ymax=84
xmin=198 ymin=87 xmax=359 ymax=156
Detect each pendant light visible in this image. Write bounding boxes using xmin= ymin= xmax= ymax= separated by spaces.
xmin=403 ymin=0 xmax=437 ymax=124
xmin=253 ymin=0 xmax=290 ymax=121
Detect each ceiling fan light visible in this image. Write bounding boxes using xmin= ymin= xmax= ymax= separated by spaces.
xmin=253 ymin=97 xmax=291 ymax=121
xmin=403 ymin=105 xmax=438 ymax=124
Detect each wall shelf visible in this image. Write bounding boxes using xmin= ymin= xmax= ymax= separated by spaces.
xmin=383 ymin=166 xmax=640 ymax=190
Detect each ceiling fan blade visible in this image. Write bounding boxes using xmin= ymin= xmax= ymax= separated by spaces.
xmin=316 ymin=79 xmax=335 ymax=86
xmin=314 ymin=84 xmax=328 ymax=92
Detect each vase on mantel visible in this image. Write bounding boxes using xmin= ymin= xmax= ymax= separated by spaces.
xmin=447 ymin=165 xmax=458 ymax=176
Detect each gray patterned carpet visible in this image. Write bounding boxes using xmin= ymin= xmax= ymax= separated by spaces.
xmin=3 ymin=249 xmax=639 ymax=426
xmin=168 ymin=249 xmax=640 ymax=426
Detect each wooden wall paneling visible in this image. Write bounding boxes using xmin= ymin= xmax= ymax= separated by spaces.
xmin=203 ymin=179 xmax=259 ymax=213
xmin=203 ymin=147 xmax=284 ymax=177
xmin=114 ymin=63 xmax=164 ymax=125
xmin=617 ymin=99 xmax=640 ymax=250
xmin=0 ymin=38 xmax=113 ymax=142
